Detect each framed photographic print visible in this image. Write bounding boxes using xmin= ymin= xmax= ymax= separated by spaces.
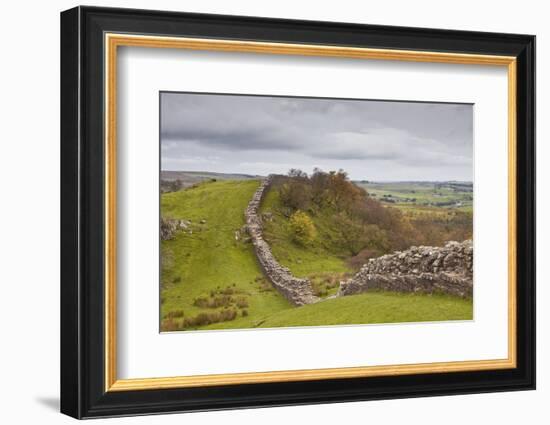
xmin=60 ymin=6 xmax=536 ymax=419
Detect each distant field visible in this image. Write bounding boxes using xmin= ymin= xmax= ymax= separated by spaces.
xmin=355 ymin=181 xmax=473 ymax=213
xmin=160 ymin=170 xmax=261 ymax=192
xmin=160 ymin=178 xmax=473 ymax=332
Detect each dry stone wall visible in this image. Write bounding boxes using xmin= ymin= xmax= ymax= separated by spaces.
xmin=339 ymin=240 xmax=473 ymax=298
xmin=245 ymin=176 xmax=319 ymax=306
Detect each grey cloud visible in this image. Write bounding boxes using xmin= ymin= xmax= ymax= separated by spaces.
xmin=160 ymin=92 xmax=473 ymax=181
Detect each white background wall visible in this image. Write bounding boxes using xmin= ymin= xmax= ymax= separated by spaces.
xmin=0 ymin=0 xmax=545 ymax=423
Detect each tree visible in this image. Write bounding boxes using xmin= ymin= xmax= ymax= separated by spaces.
xmin=287 ymin=168 xmax=308 ymax=179
xmin=279 ymin=181 xmax=311 ymax=211
xmin=289 ymin=210 xmax=317 ymax=245
xmin=332 ymin=213 xmax=389 ymax=255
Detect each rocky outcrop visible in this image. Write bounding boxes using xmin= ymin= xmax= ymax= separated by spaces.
xmin=339 ymin=240 xmax=473 ymax=298
xmin=160 ymin=218 xmax=190 ymax=241
xmin=245 ymin=176 xmax=319 ymax=306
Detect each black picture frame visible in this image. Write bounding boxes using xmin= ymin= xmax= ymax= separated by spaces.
xmin=61 ymin=5 xmax=535 ymax=419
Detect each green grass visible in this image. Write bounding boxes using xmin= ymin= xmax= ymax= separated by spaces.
xmin=161 ymin=179 xmax=292 ymax=330
xmin=258 ymin=292 xmax=473 ymax=328
xmin=259 ymin=187 xmax=351 ymax=278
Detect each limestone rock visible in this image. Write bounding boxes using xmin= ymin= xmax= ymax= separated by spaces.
xmin=338 ymin=240 xmax=473 ymax=298
xmin=160 ymin=218 xmax=189 ymax=241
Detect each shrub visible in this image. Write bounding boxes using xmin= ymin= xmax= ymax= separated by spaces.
xmin=289 ymin=210 xmax=317 ymax=245
xmin=311 ymin=280 xmax=328 ymax=297
xmin=193 ymin=296 xmax=210 ymax=308
xmin=279 ymin=181 xmax=311 ymax=211
xmin=172 ymin=276 xmax=181 ymax=283
xmin=220 ymin=287 xmax=235 ymax=295
xmin=308 ymin=272 xmax=350 ymax=297
xmin=161 ymin=318 xmax=179 ymax=332
xmin=235 ymin=297 xmax=249 ymax=308
xmin=192 ymin=313 xmax=212 ymax=326
xmin=219 ymin=308 xmax=238 ymax=322
xmin=166 ymin=309 xmax=184 ymax=319
xmin=347 ymin=248 xmax=381 ymax=270
xmin=217 ymin=295 xmax=234 ymax=307
xmin=193 ymin=295 xmax=233 ymax=309
xmin=241 ymin=309 xmax=249 ymax=317
xmin=182 ymin=309 xmax=239 ymax=329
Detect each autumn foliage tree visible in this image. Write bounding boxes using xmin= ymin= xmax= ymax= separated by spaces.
xmin=276 ymin=168 xmax=471 ymax=261
xmin=289 ymin=210 xmax=317 ymax=245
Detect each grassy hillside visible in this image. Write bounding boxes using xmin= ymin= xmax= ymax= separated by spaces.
xmin=259 ymin=186 xmax=352 ymax=297
xmin=161 ymin=178 xmax=473 ymax=332
xmin=258 ymin=292 xmax=473 ymax=328
xmin=161 ymin=170 xmax=261 ymax=192
xmin=161 ymin=179 xmax=292 ymax=331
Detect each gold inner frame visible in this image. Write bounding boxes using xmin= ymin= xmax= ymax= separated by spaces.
xmin=104 ymin=33 xmax=518 ymax=392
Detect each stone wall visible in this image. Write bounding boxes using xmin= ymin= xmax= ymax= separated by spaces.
xmin=339 ymin=240 xmax=473 ymax=298
xmin=245 ymin=176 xmax=319 ymax=306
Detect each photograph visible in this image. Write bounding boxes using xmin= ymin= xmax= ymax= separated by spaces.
xmin=159 ymin=92 xmax=474 ymax=332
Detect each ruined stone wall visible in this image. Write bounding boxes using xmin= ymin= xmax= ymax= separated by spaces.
xmin=245 ymin=176 xmax=319 ymax=306
xmin=339 ymin=240 xmax=473 ymax=298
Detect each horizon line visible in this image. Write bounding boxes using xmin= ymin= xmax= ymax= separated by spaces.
xmin=160 ymin=170 xmax=473 ymax=183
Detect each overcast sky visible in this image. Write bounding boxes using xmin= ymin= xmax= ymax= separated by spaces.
xmin=160 ymin=92 xmax=473 ymax=181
